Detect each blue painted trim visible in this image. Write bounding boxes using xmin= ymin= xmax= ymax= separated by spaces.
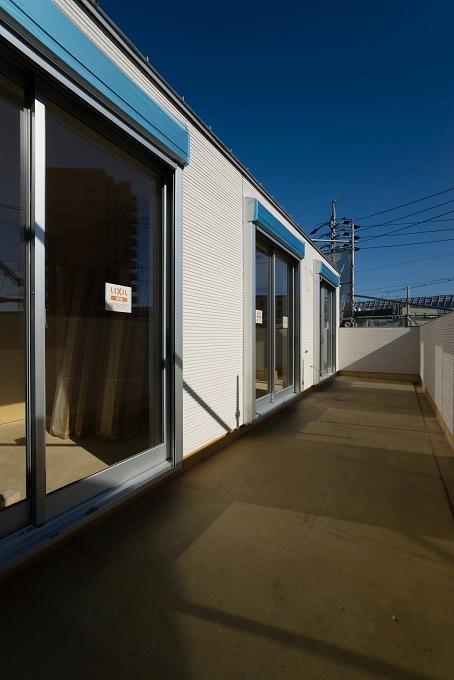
xmin=251 ymin=199 xmax=305 ymax=259
xmin=0 ymin=0 xmax=190 ymax=164
xmin=320 ymin=262 xmax=340 ymax=287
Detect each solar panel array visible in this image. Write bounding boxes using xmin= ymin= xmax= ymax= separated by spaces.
xmin=356 ymin=294 xmax=454 ymax=311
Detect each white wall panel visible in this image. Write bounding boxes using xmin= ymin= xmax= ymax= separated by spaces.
xmin=420 ymin=312 xmax=454 ymax=436
xmin=53 ymin=0 xmax=340 ymax=454
xmin=339 ymin=328 xmax=420 ymax=374
xmin=181 ymin=133 xmax=244 ymax=455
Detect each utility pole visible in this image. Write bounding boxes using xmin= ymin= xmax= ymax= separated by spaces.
xmin=406 ymin=286 xmax=411 ymax=327
xmin=329 ymin=199 xmax=339 ymax=255
xmin=350 ymin=220 xmax=356 ymax=324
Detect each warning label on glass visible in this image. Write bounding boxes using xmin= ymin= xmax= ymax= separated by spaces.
xmin=105 ymin=283 xmax=132 ymax=313
xmin=256 ymin=309 xmax=263 ymax=324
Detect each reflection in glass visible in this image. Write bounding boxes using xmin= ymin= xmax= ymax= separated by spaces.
xmin=320 ymin=283 xmax=334 ymax=376
xmin=274 ymin=255 xmax=293 ymax=392
xmin=255 ymin=245 xmax=270 ymax=399
xmin=0 ymin=76 xmax=26 ymax=513
xmin=45 ymin=106 xmax=163 ymax=494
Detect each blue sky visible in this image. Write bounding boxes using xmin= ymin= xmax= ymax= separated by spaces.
xmin=103 ymin=0 xmax=454 ymax=299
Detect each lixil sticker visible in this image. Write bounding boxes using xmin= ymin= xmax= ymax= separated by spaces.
xmin=105 ymin=282 xmax=132 ymax=313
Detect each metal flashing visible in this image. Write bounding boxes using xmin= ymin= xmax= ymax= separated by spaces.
xmin=247 ymin=198 xmax=305 ymax=259
xmin=320 ymin=261 xmax=340 ymax=287
xmin=0 ymin=0 xmax=190 ymax=164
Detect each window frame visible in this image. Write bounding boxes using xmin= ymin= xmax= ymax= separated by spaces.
xmin=0 ymin=37 xmax=183 ymax=549
xmin=319 ymin=279 xmax=337 ymax=379
xmin=254 ymin=230 xmax=300 ymax=417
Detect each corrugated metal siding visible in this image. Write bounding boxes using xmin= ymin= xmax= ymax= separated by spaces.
xmin=339 ymin=328 xmax=420 ymax=375
xmin=420 ymin=312 xmax=454 ymax=436
xmin=49 ymin=0 xmax=340 ymax=450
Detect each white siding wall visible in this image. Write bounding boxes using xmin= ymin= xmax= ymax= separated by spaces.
xmin=339 ymin=328 xmax=420 ymax=375
xmin=53 ymin=1 xmax=339 ymax=454
xmin=181 ymin=132 xmax=244 ymax=454
xmin=420 ymin=312 xmax=454 ymax=436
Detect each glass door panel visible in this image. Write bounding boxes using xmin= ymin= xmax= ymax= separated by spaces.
xmin=255 ymin=238 xmax=297 ymax=411
xmin=255 ymin=245 xmax=270 ymax=400
xmin=320 ymin=283 xmax=334 ymax=376
xmin=274 ymin=255 xmax=294 ymax=393
xmin=45 ymin=105 xmax=165 ymax=496
xmin=0 ymin=75 xmax=27 ymax=523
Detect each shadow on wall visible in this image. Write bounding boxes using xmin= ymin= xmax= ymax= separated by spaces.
xmin=435 ymin=345 xmax=454 ymax=434
xmin=183 ymin=374 xmax=241 ymax=435
xmin=339 ymin=329 xmax=420 ymax=375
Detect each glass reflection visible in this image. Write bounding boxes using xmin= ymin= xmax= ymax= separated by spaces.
xmin=256 ymin=245 xmax=270 ymax=399
xmin=320 ymin=283 xmax=334 ymax=376
xmin=274 ymin=255 xmax=293 ymax=392
xmin=0 ymin=76 xmax=26 ymax=513
xmin=45 ymin=106 xmax=163 ymax=493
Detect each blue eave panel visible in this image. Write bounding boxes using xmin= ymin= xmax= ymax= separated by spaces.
xmin=320 ymin=262 xmax=340 ymax=287
xmin=251 ymin=200 xmax=305 ymax=259
xmin=0 ymin=0 xmax=190 ymax=164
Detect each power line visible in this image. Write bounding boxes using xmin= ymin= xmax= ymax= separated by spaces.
xmin=360 ymin=218 xmax=454 ymax=227
xmin=340 ymin=142 xmax=454 ymax=202
xmin=365 ymin=275 xmax=454 ymax=293
xmin=362 ymin=237 xmax=454 ymax=249
xmin=377 ymin=227 xmax=454 ymax=236
xmin=355 ymin=183 xmax=454 ymax=221
xmin=361 ymin=208 xmax=454 ymax=242
xmin=360 ymin=197 xmax=454 ymax=232
xmin=358 ymin=251 xmax=454 ymax=273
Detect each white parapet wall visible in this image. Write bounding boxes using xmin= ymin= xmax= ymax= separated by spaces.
xmin=338 ymin=327 xmax=420 ymax=375
xmin=420 ymin=312 xmax=454 ymax=437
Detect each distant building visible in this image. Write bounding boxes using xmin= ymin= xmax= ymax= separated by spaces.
xmin=355 ymin=294 xmax=454 ymax=326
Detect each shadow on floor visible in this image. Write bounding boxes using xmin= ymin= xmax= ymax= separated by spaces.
xmin=1 ymin=376 xmax=454 ymax=679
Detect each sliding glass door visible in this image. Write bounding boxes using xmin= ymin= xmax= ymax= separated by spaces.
xmin=0 ymin=74 xmax=29 ymax=537
xmin=274 ymin=254 xmax=294 ymax=393
xmin=44 ymin=102 xmax=169 ymax=516
xmin=255 ymin=244 xmax=270 ymax=400
xmin=0 ymin=65 xmax=174 ymax=537
xmin=320 ymin=282 xmax=335 ymax=377
xmin=255 ymin=238 xmax=296 ymax=410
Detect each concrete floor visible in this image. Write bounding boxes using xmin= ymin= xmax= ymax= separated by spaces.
xmin=1 ymin=376 xmax=454 ymax=680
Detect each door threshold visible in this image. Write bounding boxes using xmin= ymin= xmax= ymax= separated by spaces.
xmin=0 ymin=458 xmax=175 ymax=578
xmin=255 ymin=391 xmax=298 ymax=419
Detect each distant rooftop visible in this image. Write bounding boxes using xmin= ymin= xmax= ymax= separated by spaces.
xmin=357 ymin=295 xmax=454 ymax=311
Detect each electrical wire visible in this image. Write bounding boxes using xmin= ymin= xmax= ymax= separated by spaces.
xmin=340 ymin=142 xmax=454 ymax=202
xmin=361 ymin=208 xmax=454 ymax=242
xmin=313 ymin=197 xmax=454 ymax=238
xmin=360 ymin=197 xmax=454 ymax=232
xmin=355 ymin=183 xmax=454 ymax=220
xmin=358 ymin=252 xmax=454 ymax=273
xmin=376 ymin=227 xmax=454 ymax=236
xmin=365 ymin=275 xmax=454 ymax=293
xmin=361 ymin=237 xmax=454 ymax=249
xmin=359 ymin=218 xmax=454 ymax=227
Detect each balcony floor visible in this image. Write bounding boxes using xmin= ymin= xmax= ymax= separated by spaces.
xmin=2 ymin=376 xmax=454 ymax=679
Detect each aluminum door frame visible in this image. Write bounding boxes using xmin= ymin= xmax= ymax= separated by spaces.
xmin=254 ymin=232 xmax=300 ymax=417
xmin=0 ymin=31 xmax=183 ymax=547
